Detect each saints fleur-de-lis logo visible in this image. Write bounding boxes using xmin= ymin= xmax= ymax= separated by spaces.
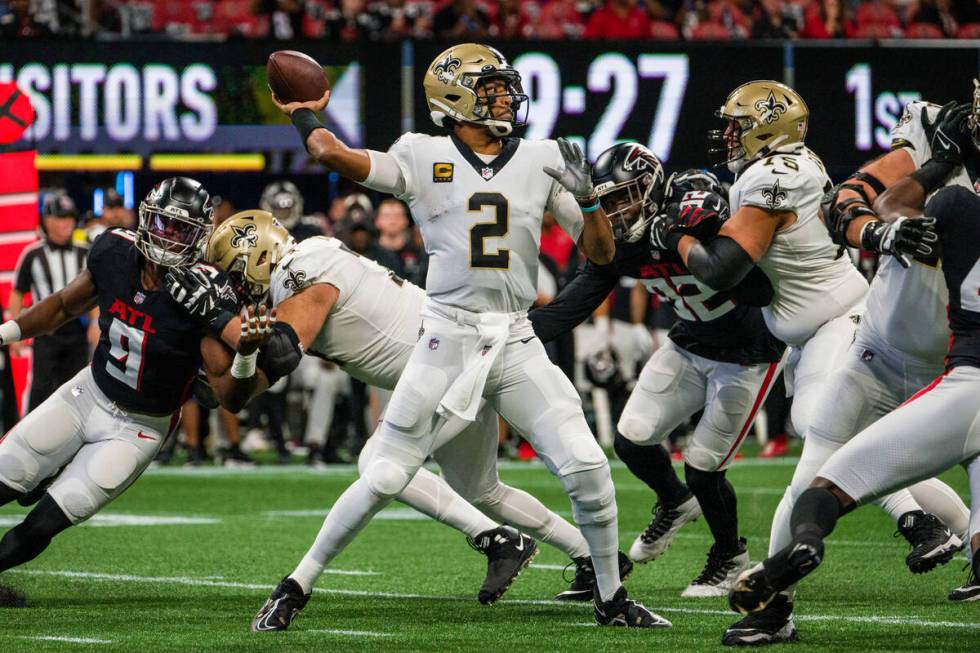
xmin=762 ymin=180 xmax=787 ymax=209
xmin=754 ymin=91 xmax=788 ymax=125
xmin=433 ymin=54 xmax=462 ymax=83
xmin=283 ymin=268 xmax=308 ymax=291
xmin=230 ymin=223 xmax=257 ymax=249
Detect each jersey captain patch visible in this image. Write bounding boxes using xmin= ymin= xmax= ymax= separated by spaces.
xmin=433 ymin=162 xmax=454 ymax=183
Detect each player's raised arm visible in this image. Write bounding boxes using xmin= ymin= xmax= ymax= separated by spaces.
xmin=200 ymin=305 xmax=275 ymax=413
xmin=0 ymin=269 xmax=98 ymax=346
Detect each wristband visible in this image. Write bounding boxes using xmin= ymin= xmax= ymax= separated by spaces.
xmin=579 ymin=200 xmax=601 ymax=214
xmin=291 ymin=108 xmax=326 ymax=151
xmin=0 ymin=320 xmax=22 ymax=346
xmin=910 ymin=160 xmax=955 ymax=196
xmin=230 ymin=351 xmax=258 ymax=379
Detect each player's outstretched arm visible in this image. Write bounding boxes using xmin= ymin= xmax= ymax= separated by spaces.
xmin=273 ymin=91 xmax=372 ymax=183
xmin=0 ymin=269 xmax=98 ymax=346
xmin=544 ymin=138 xmax=614 ymax=264
xmin=201 ymin=306 xmax=277 ymax=413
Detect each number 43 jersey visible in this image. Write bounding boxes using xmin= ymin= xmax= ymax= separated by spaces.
xmin=88 ymin=229 xmax=236 ymax=415
xmin=383 ymin=132 xmax=585 ymax=314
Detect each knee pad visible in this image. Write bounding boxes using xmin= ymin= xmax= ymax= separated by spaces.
xmin=560 ymin=464 xmax=618 ymax=527
xmin=0 ymin=442 xmax=39 ymax=491
xmin=87 ymin=444 xmax=143 ymax=494
xmin=617 ymin=411 xmax=663 ymax=445
xmin=360 ymin=457 xmax=413 ymax=499
xmin=357 ymin=436 xmax=379 ymax=476
xmin=48 ymin=477 xmax=100 ymax=524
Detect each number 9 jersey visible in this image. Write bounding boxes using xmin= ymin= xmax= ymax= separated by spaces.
xmin=88 ymin=228 xmax=237 ymax=415
xmin=375 ymin=132 xmax=585 ymax=314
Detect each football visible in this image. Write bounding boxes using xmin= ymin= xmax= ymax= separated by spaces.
xmin=266 ymin=50 xmax=330 ymax=104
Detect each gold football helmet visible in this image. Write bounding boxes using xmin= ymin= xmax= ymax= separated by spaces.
xmin=423 ymin=43 xmax=528 ymax=137
xmin=206 ymin=210 xmax=293 ymax=305
xmin=708 ymin=80 xmax=809 ymax=170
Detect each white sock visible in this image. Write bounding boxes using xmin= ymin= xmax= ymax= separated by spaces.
xmin=909 ymin=478 xmax=971 ymax=543
xmin=398 ymin=467 xmax=497 ymax=538
xmin=476 ymin=484 xmax=590 ymax=559
xmin=873 ymin=489 xmax=921 ymax=521
xmin=290 ymin=478 xmax=389 ymax=594
xmin=580 ymin=522 xmax=621 ymax=602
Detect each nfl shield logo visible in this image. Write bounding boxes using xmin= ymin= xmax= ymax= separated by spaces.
xmin=481 ymin=167 xmax=494 ymax=180
xmin=428 ymin=337 xmax=440 ymax=350
xmin=134 ymin=291 xmax=146 ymax=305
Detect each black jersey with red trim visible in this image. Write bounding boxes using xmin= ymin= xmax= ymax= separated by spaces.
xmin=925 ymin=186 xmax=980 ymax=370
xmin=87 ymin=228 xmax=237 ymax=414
xmin=529 ymin=238 xmax=785 ymax=364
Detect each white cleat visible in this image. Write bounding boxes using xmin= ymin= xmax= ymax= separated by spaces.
xmin=682 ymin=539 xmax=750 ymax=598
xmin=629 ymin=495 xmax=702 ymax=563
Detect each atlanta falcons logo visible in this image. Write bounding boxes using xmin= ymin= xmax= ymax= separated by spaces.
xmin=230 ymin=224 xmax=257 ymax=249
xmin=623 ymin=145 xmax=653 ymax=172
xmin=762 ymin=180 xmax=787 ymax=209
xmin=283 ymin=268 xmax=308 ymax=291
xmin=755 ymin=91 xmax=788 ymax=125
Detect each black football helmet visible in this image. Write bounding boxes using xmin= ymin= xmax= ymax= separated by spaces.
xmin=137 ymin=177 xmax=213 ymax=268
xmin=592 ymin=143 xmax=666 ymax=243
xmin=259 ymin=181 xmax=304 ymax=230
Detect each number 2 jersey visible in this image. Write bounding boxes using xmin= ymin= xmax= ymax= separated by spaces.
xmin=530 ymin=238 xmax=785 ymax=365
xmin=88 ymin=228 xmax=237 ymax=415
xmin=730 ymin=145 xmax=868 ymax=346
xmin=367 ymin=132 xmax=585 ymax=314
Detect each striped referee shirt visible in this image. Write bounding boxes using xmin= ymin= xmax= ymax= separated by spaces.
xmin=14 ymin=240 xmax=89 ymax=339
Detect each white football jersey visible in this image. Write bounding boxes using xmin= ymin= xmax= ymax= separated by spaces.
xmin=385 ymin=133 xmax=584 ymax=314
xmin=730 ymin=145 xmax=868 ymax=345
xmin=270 ymin=237 xmax=420 ymax=389
xmin=892 ymin=101 xmax=980 ymax=198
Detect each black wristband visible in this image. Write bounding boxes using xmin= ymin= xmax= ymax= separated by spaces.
xmin=291 ymin=108 xmax=326 ymax=151
xmin=859 ymin=220 xmax=887 ymax=252
xmin=910 ymin=160 xmax=956 ymax=196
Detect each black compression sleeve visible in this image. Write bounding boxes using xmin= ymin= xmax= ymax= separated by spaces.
xmin=910 ymin=160 xmax=956 ymax=196
xmin=529 ymin=263 xmax=618 ymax=343
xmin=685 ymin=236 xmax=756 ymax=291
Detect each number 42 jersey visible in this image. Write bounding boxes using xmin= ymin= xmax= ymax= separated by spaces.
xmin=378 ymin=132 xmax=585 ymax=314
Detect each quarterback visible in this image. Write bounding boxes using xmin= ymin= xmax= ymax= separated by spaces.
xmin=201 ymin=44 xmax=664 ymax=629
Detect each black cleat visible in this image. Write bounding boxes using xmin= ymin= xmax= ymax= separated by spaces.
xmin=593 ymin=585 xmax=671 ymax=628
xmin=895 ymin=510 xmax=962 ymax=574
xmin=722 ymin=594 xmax=798 ymax=646
xmin=251 ymin=577 xmax=310 ymax=632
xmin=554 ymin=551 xmax=633 ymax=602
xmin=470 ymin=527 xmax=537 ymax=605
xmin=948 ymin=564 xmax=980 ymax=602
xmin=683 ymin=538 xmax=751 ymax=598
xmin=729 ymin=541 xmax=821 ymax=616
xmin=219 ymin=445 xmax=257 ymax=468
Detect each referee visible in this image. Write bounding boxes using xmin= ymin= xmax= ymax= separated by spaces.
xmin=9 ymin=192 xmax=93 ymax=412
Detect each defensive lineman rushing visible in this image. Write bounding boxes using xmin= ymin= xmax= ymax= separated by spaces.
xmin=0 ymin=178 xmax=271 ymax=602
xmin=530 ymin=142 xmax=785 ymax=597
xmin=187 ymin=210 xmax=633 ymax=620
xmin=245 ymin=43 xmax=665 ymax=628
xmin=643 ymin=80 xmax=941 ymax=645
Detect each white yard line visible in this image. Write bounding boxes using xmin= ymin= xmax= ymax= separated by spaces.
xmin=17 ymin=636 xmax=112 ymax=644
xmin=10 ymin=569 xmax=980 ymax=632
xmin=0 ymin=514 xmax=220 ymax=528
xmin=305 ymin=629 xmax=392 ymax=637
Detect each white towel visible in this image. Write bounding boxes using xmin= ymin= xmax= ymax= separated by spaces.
xmin=436 ymin=313 xmax=509 ymax=422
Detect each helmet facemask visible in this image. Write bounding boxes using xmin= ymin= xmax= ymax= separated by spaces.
xmin=597 ymin=173 xmax=661 ymax=243
xmin=137 ymin=203 xmax=212 ymax=268
xmin=468 ymin=71 xmax=529 ymax=137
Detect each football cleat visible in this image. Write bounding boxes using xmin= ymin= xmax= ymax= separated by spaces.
xmin=593 ymin=586 xmax=672 ymax=628
xmin=722 ymin=594 xmax=798 ymax=646
xmin=729 ymin=542 xmax=822 ymax=616
xmin=682 ymin=538 xmax=750 ymax=598
xmin=554 ymin=551 xmax=633 ymax=602
xmin=629 ymin=494 xmax=702 ymax=563
xmin=251 ymin=577 xmax=310 ymax=632
xmin=895 ymin=510 xmax=962 ymax=574
xmin=470 ymin=527 xmax=537 ymax=605
xmin=948 ymin=565 xmax=980 ymax=602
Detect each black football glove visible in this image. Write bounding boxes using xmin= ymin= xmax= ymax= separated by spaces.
xmin=921 ymin=101 xmax=972 ymax=167
xmin=860 ymin=216 xmax=938 ymax=268
xmin=165 ymin=264 xmax=235 ymax=334
xmin=671 ymin=189 xmax=730 ymax=242
xmin=649 ymin=208 xmax=680 ymax=251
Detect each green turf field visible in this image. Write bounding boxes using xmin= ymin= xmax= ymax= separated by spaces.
xmin=0 ymin=456 xmax=975 ymax=652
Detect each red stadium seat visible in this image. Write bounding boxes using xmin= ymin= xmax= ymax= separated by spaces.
xmin=854 ymin=1 xmax=901 ymax=29
xmin=690 ymin=21 xmax=731 ymax=39
xmin=904 ymin=22 xmax=945 ymax=38
xmin=957 ymin=22 xmax=980 ymax=38
xmin=649 ymin=20 xmax=680 ymax=39
xmin=853 ymin=22 xmax=901 ymax=38
xmin=214 ymin=0 xmax=261 ymax=37
xmin=151 ymin=0 xmax=197 ymax=36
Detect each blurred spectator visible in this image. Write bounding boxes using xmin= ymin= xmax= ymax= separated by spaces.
xmin=584 ymin=0 xmax=652 ymax=38
xmin=375 ymin=198 xmax=425 ymax=285
xmin=346 ymin=219 xmax=404 ymax=274
xmin=260 ymin=180 xmax=323 ymax=241
xmin=433 ymin=0 xmax=490 ymax=39
xmin=540 ymin=211 xmax=576 ymax=272
xmin=907 ymin=0 xmax=958 ymax=36
xmin=367 ymin=0 xmax=433 ymax=38
xmin=11 ymin=193 xmax=94 ymax=412
xmin=1 ymin=0 xmax=53 ymax=37
xmin=800 ymin=0 xmax=855 ymax=37
xmin=213 ymin=195 xmax=237 ymax=226
xmin=751 ymin=0 xmax=800 ymax=38
xmin=952 ymin=0 xmax=980 ymax=24
xmin=101 ymin=188 xmax=136 ymax=229
xmin=490 ymin=0 xmax=534 ymax=38
xmin=537 ymin=0 xmax=587 ymax=38
xmin=254 ymin=0 xmax=306 ymax=38
xmin=323 ymin=0 xmax=385 ymax=40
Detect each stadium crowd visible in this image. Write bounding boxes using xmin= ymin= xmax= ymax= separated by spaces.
xmin=3 ymin=0 xmax=979 ymax=40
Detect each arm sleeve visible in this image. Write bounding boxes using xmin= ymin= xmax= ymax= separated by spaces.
xmin=728 ymin=265 xmax=775 ymax=307
xmin=529 ymin=262 xmax=617 ymax=343
xmin=362 ymin=150 xmax=408 ymax=197
xmin=685 ymin=236 xmax=757 ymax=291
xmin=890 ymin=101 xmax=936 ymax=169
